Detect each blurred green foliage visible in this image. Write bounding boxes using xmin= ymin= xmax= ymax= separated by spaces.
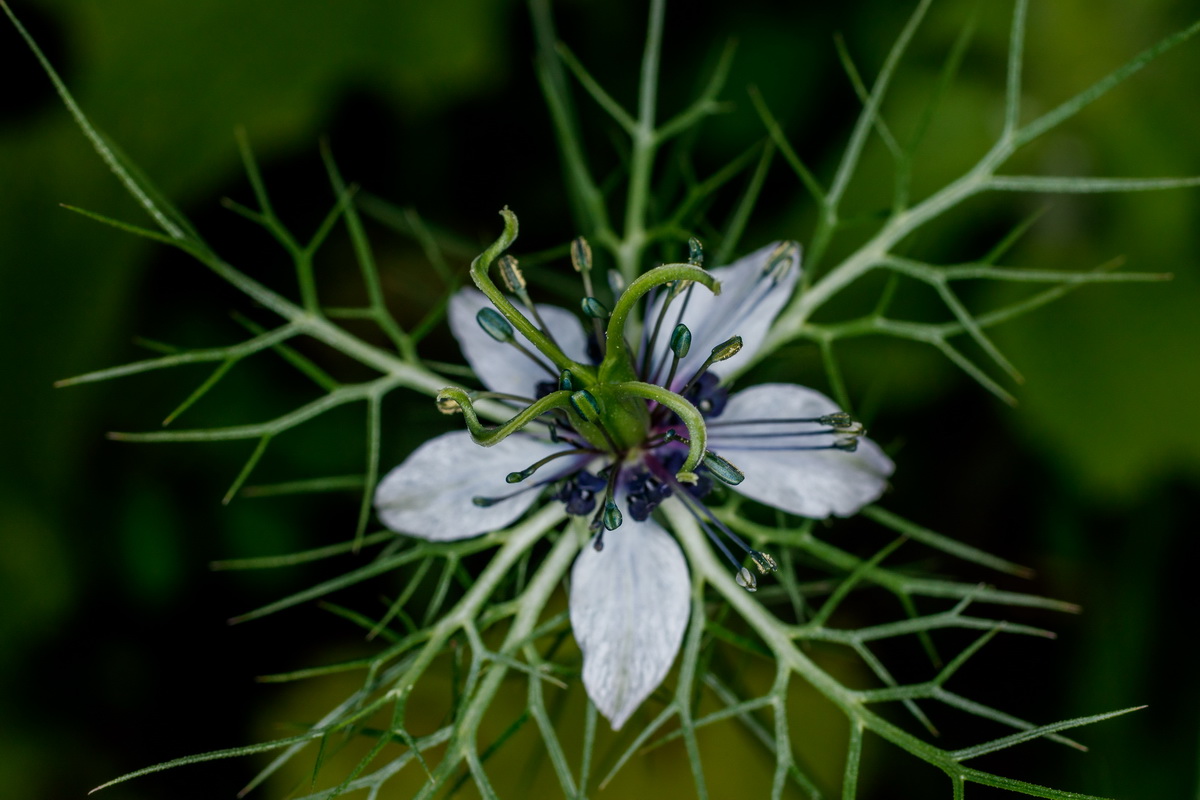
xmin=2 ymin=0 xmax=1197 ymax=797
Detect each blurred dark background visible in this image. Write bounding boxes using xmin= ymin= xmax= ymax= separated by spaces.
xmin=2 ymin=0 xmax=1198 ymax=797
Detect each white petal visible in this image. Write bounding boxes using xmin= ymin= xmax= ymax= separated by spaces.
xmin=570 ymin=507 xmax=690 ymax=730
xmin=646 ymin=242 xmax=801 ymax=387
xmin=449 ymin=289 xmax=590 ymax=396
xmin=709 ymin=383 xmax=894 ymax=518
xmin=374 ymin=431 xmax=574 ymax=540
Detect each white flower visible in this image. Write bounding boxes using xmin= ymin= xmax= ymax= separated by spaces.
xmin=375 ymin=233 xmax=893 ymax=730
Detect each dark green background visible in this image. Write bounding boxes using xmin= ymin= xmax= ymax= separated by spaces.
xmin=2 ymin=0 xmax=1197 ymax=797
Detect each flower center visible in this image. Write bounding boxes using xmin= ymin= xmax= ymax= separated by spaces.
xmin=442 ymin=209 xmax=836 ymax=589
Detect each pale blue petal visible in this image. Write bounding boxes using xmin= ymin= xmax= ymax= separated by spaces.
xmin=644 ymin=242 xmax=801 ymax=387
xmin=375 ymin=431 xmax=577 ymax=540
xmin=570 ymin=506 xmax=691 ymax=730
xmin=449 ymin=289 xmax=590 ymax=396
xmin=709 ymin=383 xmax=893 ymax=518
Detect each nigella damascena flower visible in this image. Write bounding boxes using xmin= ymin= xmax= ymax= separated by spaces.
xmin=374 ymin=210 xmax=893 ymax=730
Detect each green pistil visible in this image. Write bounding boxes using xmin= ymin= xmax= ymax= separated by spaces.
xmin=614 ymin=380 xmax=708 ymax=482
xmin=601 ymin=263 xmax=719 ymax=384
xmin=470 ymin=209 xmax=595 ymax=382
xmin=569 ymin=389 xmax=640 ymax=453
xmin=437 ymin=386 xmax=574 ymax=447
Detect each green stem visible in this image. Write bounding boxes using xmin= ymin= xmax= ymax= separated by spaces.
xmin=663 ymin=502 xmax=985 ymax=786
xmin=403 ymin=512 xmax=581 ymax=798
xmin=614 ymin=0 xmax=667 ymax=285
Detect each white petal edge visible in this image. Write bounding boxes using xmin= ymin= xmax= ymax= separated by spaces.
xmin=709 ymin=383 xmax=894 ymax=518
xmin=569 ymin=506 xmax=690 ymax=730
xmin=374 ymin=431 xmax=575 ymax=540
xmin=449 ymin=289 xmax=590 ymax=396
xmin=646 ymin=242 xmax=801 ymax=386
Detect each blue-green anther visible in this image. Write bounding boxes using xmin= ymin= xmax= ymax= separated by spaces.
xmin=558 ymin=369 xmax=575 ymax=391
xmin=569 ymin=389 xmax=601 ymax=422
xmin=581 ymin=296 xmax=610 ymax=318
xmin=669 ymin=323 xmax=692 ymax=359
xmin=703 ymin=451 xmax=744 ymax=486
xmin=688 ymin=237 xmax=704 ymax=267
xmin=602 ymin=499 xmax=623 ymax=531
xmin=506 ymin=468 xmax=533 ymax=484
xmin=566 ymin=388 xmax=619 ymax=452
xmin=476 ymin=307 xmax=514 ymax=342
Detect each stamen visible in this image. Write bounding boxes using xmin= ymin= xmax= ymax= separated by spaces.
xmin=569 ymin=388 xmax=601 ymax=419
xmin=581 ymin=297 xmax=610 ymax=319
xmin=700 ymin=440 xmax=860 ymax=452
xmin=475 ymin=307 xmax=558 ymax=379
xmin=570 ymin=389 xmax=621 ymax=453
xmin=705 ymin=412 xmax=865 ymax=453
xmin=497 ymin=254 xmax=560 ymax=351
xmin=707 ymin=427 xmax=865 ymax=440
xmin=570 ymin=236 xmax=593 ymax=274
xmin=472 ymin=476 xmax=557 ymax=507
xmin=668 ymin=474 xmax=765 ymax=559
xmin=702 ymin=242 xmax=800 ymax=355
xmin=676 ymin=335 xmax=742 ymax=398
xmin=764 ymin=241 xmax=801 ymax=284
xmin=706 ymin=413 xmax=861 ymax=430
xmin=669 ymin=323 xmax=693 ymax=358
xmin=571 ymin=236 xmax=606 ymax=359
xmin=662 ymin=323 xmax=691 ymax=393
xmin=663 ymin=429 xmax=745 ymax=486
xmin=589 ymin=463 xmax=624 ymax=536
xmin=676 ymin=492 xmax=742 ymax=570
xmin=497 ymin=254 xmax=527 ymax=295
xmin=668 ymin=480 xmax=777 ymax=591
xmin=607 ymin=270 xmax=625 ymax=295
xmin=750 ymin=551 xmax=778 ymax=574
xmin=649 ymin=280 xmax=698 ymax=384
xmin=506 ymin=448 xmax=592 ymax=483
xmin=735 ymin=568 xmax=757 ymax=592
xmin=476 ymin=306 xmax=514 ymax=342
xmin=702 ymin=451 xmax=745 ymax=486
xmin=602 ymin=499 xmax=623 ymax=531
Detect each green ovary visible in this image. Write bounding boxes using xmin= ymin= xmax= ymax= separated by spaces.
xmin=588 ymin=386 xmax=653 ymax=452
